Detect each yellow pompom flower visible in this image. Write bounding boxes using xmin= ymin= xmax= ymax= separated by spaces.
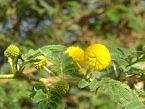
xmin=84 ymin=44 xmax=111 ymax=70
xmin=4 ymin=44 xmax=20 ymax=59
xmin=33 ymin=55 xmax=48 ymax=70
xmin=65 ymin=46 xmax=84 ymax=62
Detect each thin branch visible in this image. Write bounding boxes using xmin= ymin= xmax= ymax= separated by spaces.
xmin=0 ymin=74 xmax=14 ymax=79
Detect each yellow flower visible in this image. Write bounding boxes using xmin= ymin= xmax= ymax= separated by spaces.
xmin=33 ymin=55 xmax=48 ymax=70
xmin=4 ymin=44 xmax=20 ymax=59
xmin=65 ymin=46 xmax=84 ymax=62
xmin=84 ymin=44 xmax=111 ymax=70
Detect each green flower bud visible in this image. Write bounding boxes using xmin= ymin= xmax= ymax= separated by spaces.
xmin=33 ymin=55 xmax=48 ymax=70
xmin=53 ymin=80 xmax=69 ymax=96
xmin=4 ymin=44 xmax=20 ymax=59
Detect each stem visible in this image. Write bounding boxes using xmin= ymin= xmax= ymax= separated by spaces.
xmin=0 ymin=72 xmax=40 ymax=81
xmin=113 ymin=62 xmax=119 ymax=77
xmin=44 ymin=66 xmax=52 ymax=73
xmin=0 ymin=74 xmax=14 ymax=79
xmin=8 ymin=58 xmax=17 ymax=74
xmin=8 ymin=58 xmax=14 ymax=73
xmin=44 ymin=67 xmax=55 ymax=76
xmin=0 ymin=73 xmax=77 ymax=87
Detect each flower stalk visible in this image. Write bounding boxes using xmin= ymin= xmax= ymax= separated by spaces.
xmin=0 ymin=74 xmax=14 ymax=79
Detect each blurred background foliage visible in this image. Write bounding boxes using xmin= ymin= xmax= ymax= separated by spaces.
xmin=0 ymin=0 xmax=145 ymax=109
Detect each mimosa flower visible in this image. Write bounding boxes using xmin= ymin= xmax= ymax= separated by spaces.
xmin=65 ymin=46 xmax=84 ymax=62
xmin=4 ymin=44 xmax=20 ymax=59
xmin=84 ymin=44 xmax=111 ymax=70
xmin=33 ymin=55 xmax=48 ymax=70
xmin=53 ymin=80 xmax=69 ymax=96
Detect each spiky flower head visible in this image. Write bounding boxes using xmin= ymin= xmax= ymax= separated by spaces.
xmin=84 ymin=44 xmax=111 ymax=70
xmin=53 ymin=80 xmax=69 ymax=96
xmin=4 ymin=44 xmax=20 ymax=59
xmin=33 ymin=55 xmax=48 ymax=70
xmin=65 ymin=46 xmax=84 ymax=62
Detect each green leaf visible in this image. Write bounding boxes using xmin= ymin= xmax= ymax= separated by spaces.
xmin=44 ymin=52 xmax=79 ymax=76
xmin=38 ymin=101 xmax=50 ymax=109
xmin=32 ymin=89 xmax=48 ymax=103
xmin=22 ymin=44 xmax=79 ymax=76
xmin=97 ymin=78 xmax=145 ymax=109
xmin=40 ymin=45 xmax=66 ymax=52
xmin=22 ymin=45 xmax=66 ymax=60
xmin=78 ymin=79 xmax=90 ymax=88
xmin=89 ymin=79 xmax=99 ymax=91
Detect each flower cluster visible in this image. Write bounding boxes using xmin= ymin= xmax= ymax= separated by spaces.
xmin=53 ymin=80 xmax=69 ymax=96
xmin=65 ymin=43 xmax=111 ymax=72
xmin=4 ymin=44 xmax=20 ymax=59
xmin=33 ymin=55 xmax=48 ymax=70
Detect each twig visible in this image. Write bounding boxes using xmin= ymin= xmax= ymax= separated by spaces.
xmin=0 ymin=74 xmax=14 ymax=79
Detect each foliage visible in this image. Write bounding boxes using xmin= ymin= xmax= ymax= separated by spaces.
xmin=0 ymin=0 xmax=145 ymax=109
xmin=0 ymin=43 xmax=145 ymax=109
xmin=0 ymin=80 xmax=35 ymax=109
